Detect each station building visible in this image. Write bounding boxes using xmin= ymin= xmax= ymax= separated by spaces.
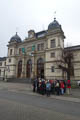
xmin=0 ymin=18 xmax=80 ymax=82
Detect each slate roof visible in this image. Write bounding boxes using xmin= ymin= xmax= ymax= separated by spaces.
xmin=48 ymin=18 xmax=61 ymax=30
xmin=35 ymin=30 xmax=46 ymax=38
xmin=0 ymin=57 xmax=6 ymax=61
xmin=10 ymin=32 xmax=22 ymax=43
xmin=65 ymin=45 xmax=80 ymax=51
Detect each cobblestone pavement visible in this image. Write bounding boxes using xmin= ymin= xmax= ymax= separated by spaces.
xmin=0 ymin=82 xmax=80 ymax=120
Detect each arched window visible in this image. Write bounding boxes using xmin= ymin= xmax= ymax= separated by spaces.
xmin=26 ymin=59 xmax=32 ymax=78
xmin=17 ymin=60 xmax=22 ymax=78
xmin=37 ymin=58 xmax=44 ymax=78
xmin=0 ymin=69 xmax=1 ymax=76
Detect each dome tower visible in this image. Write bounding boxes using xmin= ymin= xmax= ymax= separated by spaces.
xmin=48 ymin=18 xmax=61 ymax=30
xmin=9 ymin=32 xmax=22 ymax=43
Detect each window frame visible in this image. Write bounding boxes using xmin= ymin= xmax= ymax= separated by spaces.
xmin=51 ymin=66 xmax=55 ymax=72
xmin=0 ymin=62 xmax=2 ymax=66
xmin=51 ymin=52 xmax=55 ymax=58
xmin=10 ymin=49 xmax=13 ymax=55
xmin=9 ymin=58 xmax=11 ymax=63
xmin=51 ymin=39 xmax=56 ymax=48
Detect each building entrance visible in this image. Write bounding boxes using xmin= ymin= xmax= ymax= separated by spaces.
xmin=26 ymin=59 xmax=32 ymax=78
xmin=17 ymin=60 xmax=22 ymax=78
xmin=37 ymin=58 xmax=44 ymax=78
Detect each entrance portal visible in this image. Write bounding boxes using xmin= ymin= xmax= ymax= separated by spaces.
xmin=17 ymin=60 xmax=22 ymax=78
xmin=37 ymin=58 xmax=44 ymax=78
xmin=26 ymin=59 xmax=32 ymax=78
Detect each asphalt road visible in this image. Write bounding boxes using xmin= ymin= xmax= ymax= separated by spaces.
xmin=0 ymin=89 xmax=80 ymax=120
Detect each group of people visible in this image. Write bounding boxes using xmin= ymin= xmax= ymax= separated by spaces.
xmin=32 ymin=78 xmax=71 ymax=96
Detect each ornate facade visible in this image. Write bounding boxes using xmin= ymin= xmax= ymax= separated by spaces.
xmin=0 ymin=18 xmax=80 ymax=81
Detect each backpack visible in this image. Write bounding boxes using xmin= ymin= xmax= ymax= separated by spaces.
xmin=56 ymin=82 xmax=59 ymax=87
xmin=46 ymin=83 xmax=51 ymax=90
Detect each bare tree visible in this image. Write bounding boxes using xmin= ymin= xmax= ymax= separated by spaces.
xmin=57 ymin=47 xmax=74 ymax=80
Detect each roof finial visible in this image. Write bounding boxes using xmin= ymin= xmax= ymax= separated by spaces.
xmin=16 ymin=27 xmax=19 ymax=35
xmin=16 ymin=32 xmax=17 ymax=35
xmin=54 ymin=11 xmax=56 ymax=20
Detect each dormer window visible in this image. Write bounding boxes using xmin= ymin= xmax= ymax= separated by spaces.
xmin=29 ymin=34 xmax=33 ymax=38
xmin=28 ymin=30 xmax=35 ymax=38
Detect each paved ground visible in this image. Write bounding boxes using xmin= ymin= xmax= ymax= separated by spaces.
xmin=0 ymin=82 xmax=80 ymax=102
xmin=0 ymin=82 xmax=80 ymax=120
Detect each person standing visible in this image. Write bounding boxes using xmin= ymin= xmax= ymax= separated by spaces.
xmin=46 ymin=80 xmax=51 ymax=97
xmin=55 ymin=80 xmax=60 ymax=95
xmin=67 ymin=80 xmax=71 ymax=95
xmin=60 ymin=81 xmax=64 ymax=95
xmin=33 ymin=79 xmax=37 ymax=92
xmin=63 ymin=80 xmax=66 ymax=93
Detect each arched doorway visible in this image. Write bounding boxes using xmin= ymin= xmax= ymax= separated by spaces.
xmin=0 ymin=69 xmax=1 ymax=76
xmin=17 ymin=60 xmax=22 ymax=78
xmin=37 ymin=58 xmax=44 ymax=78
xmin=26 ymin=59 xmax=32 ymax=78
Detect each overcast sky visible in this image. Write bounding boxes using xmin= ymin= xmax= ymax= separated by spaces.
xmin=0 ymin=0 xmax=80 ymax=57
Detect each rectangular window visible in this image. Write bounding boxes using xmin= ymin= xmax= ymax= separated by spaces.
xmin=51 ymin=66 xmax=54 ymax=72
xmin=0 ymin=62 xmax=2 ymax=66
xmin=37 ymin=43 xmax=44 ymax=51
xmin=51 ymin=39 xmax=55 ymax=48
xmin=4 ymin=62 xmax=6 ymax=66
xmin=19 ymin=48 xmax=22 ymax=54
xmin=51 ymin=52 xmax=55 ymax=58
xmin=37 ymin=44 xmax=41 ymax=51
xmin=41 ymin=43 xmax=44 ymax=50
xmin=9 ymin=59 xmax=11 ymax=63
xmin=10 ymin=49 xmax=13 ymax=55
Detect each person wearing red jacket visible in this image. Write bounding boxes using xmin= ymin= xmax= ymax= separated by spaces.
xmin=67 ymin=80 xmax=71 ymax=94
xmin=60 ymin=81 xmax=64 ymax=95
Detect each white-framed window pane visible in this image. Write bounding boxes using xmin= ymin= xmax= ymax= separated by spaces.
xmin=51 ymin=39 xmax=55 ymax=48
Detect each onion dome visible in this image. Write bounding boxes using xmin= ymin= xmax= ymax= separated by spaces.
xmin=10 ymin=32 xmax=22 ymax=43
xmin=48 ymin=18 xmax=61 ymax=30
